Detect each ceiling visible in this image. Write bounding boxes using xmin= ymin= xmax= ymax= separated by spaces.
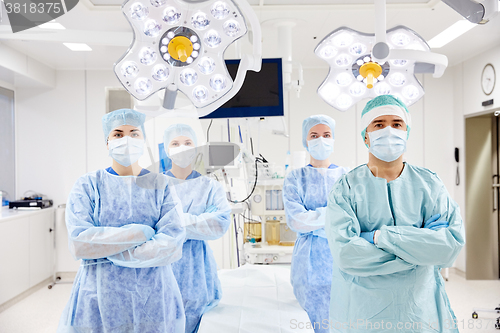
xmin=0 ymin=0 xmax=499 ymax=72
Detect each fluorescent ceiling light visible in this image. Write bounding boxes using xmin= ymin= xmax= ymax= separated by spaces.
xmin=63 ymin=43 xmax=92 ymax=51
xmin=39 ymin=22 xmax=66 ymax=30
xmin=428 ymin=20 xmax=476 ymax=48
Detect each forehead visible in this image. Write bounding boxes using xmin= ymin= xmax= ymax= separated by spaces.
xmin=170 ymin=135 xmax=193 ymax=143
xmin=308 ymin=123 xmax=331 ymax=133
xmin=370 ymin=115 xmax=404 ymax=123
xmin=111 ymin=125 xmax=141 ymax=132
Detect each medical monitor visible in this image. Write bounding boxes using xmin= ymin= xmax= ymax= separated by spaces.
xmin=200 ymin=58 xmax=284 ymax=119
xmin=204 ymin=142 xmax=240 ymax=169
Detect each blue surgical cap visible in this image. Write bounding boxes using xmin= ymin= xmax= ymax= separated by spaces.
xmin=361 ymin=95 xmax=411 ymax=144
xmin=163 ymin=123 xmax=198 ymax=156
xmin=102 ymin=109 xmax=146 ymax=143
xmin=302 ymin=115 xmax=336 ymax=148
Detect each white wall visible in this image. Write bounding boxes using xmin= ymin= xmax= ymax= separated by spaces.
xmin=16 ymin=71 xmax=87 ymax=207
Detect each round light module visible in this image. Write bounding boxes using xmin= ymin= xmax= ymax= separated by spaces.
xmin=159 ymin=27 xmax=201 ymax=67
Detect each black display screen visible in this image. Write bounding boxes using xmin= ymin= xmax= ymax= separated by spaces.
xmin=200 ymin=58 xmax=284 ymax=119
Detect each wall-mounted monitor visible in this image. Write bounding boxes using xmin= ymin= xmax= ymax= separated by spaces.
xmin=200 ymin=58 xmax=284 ymax=119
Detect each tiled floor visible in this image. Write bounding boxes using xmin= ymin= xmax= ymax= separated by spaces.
xmin=0 ymin=272 xmax=498 ymax=332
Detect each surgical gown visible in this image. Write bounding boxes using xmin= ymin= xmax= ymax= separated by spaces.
xmin=326 ymin=163 xmax=465 ymax=333
xmin=57 ymin=169 xmax=186 ymax=333
xmin=167 ymin=170 xmax=231 ymax=333
xmin=283 ymin=164 xmax=349 ymax=333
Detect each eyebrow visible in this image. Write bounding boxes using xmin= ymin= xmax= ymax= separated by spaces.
xmin=111 ymin=129 xmax=124 ymax=133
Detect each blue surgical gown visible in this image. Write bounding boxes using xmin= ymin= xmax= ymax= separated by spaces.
xmin=283 ymin=164 xmax=349 ymax=333
xmin=326 ymin=163 xmax=465 ymax=333
xmin=166 ymin=170 xmax=231 ymax=333
xmin=57 ymin=169 xmax=186 ymax=333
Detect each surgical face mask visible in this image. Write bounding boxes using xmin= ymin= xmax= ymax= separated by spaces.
xmin=307 ymin=137 xmax=334 ymax=161
xmin=108 ymin=136 xmax=144 ymax=167
xmin=169 ymin=145 xmax=197 ymax=168
xmin=368 ymin=126 xmax=407 ymax=162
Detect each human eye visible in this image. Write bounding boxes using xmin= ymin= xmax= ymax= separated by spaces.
xmin=324 ymin=134 xmax=331 ymax=138
xmin=114 ymin=133 xmax=122 ymax=138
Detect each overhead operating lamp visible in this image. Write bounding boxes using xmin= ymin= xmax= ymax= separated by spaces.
xmin=315 ymin=0 xmax=448 ymax=111
xmin=114 ymin=0 xmax=261 ymax=117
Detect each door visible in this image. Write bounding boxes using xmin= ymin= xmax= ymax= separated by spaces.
xmin=465 ymin=113 xmax=500 ymax=280
xmin=0 ymin=87 xmax=15 ymax=203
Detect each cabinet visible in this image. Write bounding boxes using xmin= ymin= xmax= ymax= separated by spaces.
xmin=0 ymin=217 xmax=30 ymax=305
xmin=0 ymin=208 xmax=54 ymax=306
xmin=29 ymin=209 xmax=54 ymax=287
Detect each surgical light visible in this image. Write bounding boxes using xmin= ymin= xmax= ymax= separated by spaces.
xmin=152 ymin=64 xmax=169 ymax=81
xmin=193 ymin=86 xmax=209 ymax=102
xmin=143 ymin=19 xmax=161 ymax=37
xmin=319 ymin=45 xmax=337 ymax=59
xmin=180 ymin=69 xmax=198 ymax=86
xmin=151 ymin=0 xmax=167 ymax=7
xmin=335 ymin=54 xmax=351 ymax=67
xmin=163 ymin=7 xmax=181 ymax=24
xmin=192 ymin=12 xmax=210 ymax=30
xmin=122 ymin=62 xmax=139 ymax=77
xmin=114 ymin=0 xmax=262 ymax=116
xmin=204 ymin=30 xmax=222 ymax=48
xmin=130 ymin=3 xmax=149 ymax=20
xmin=135 ymin=78 xmax=153 ymax=95
xmin=211 ymin=1 xmax=230 ymax=19
xmin=314 ymin=0 xmax=447 ymax=112
xmin=210 ymin=74 xmax=227 ymax=92
xmin=198 ymin=57 xmax=216 ymax=74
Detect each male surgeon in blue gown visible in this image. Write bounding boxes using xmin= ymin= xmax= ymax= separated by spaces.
xmin=326 ymin=95 xmax=465 ymax=333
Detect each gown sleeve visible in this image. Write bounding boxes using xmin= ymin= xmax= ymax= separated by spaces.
xmin=66 ymin=175 xmax=155 ymax=260
xmin=325 ymin=176 xmax=416 ymax=277
xmin=106 ymin=181 xmax=186 ymax=268
xmin=283 ymin=172 xmax=327 ymax=233
xmin=376 ymin=181 xmax=465 ymax=268
xmin=181 ymin=181 xmax=231 ymax=240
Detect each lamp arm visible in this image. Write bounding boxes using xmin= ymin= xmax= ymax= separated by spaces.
xmin=233 ymin=0 xmax=262 ymax=71
xmin=389 ymin=49 xmax=448 ymax=78
xmin=196 ymin=0 xmax=262 ymax=117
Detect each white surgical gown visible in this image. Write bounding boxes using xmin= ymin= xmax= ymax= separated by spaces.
xmin=326 ymin=163 xmax=465 ymax=333
xmin=57 ymin=169 xmax=186 ymax=333
xmin=167 ymin=170 xmax=231 ymax=333
xmin=283 ymin=164 xmax=349 ymax=333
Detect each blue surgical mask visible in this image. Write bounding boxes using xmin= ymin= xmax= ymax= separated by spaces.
xmin=108 ymin=136 xmax=144 ymax=167
xmin=307 ymin=137 xmax=334 ymax=161
xmin=368 ymin=126 xmax=407 ymax=162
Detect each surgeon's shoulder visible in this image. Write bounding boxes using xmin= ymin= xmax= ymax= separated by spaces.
xmin=73 ymin=170 xmax=102 ymax=187
xmin=68 ymin=170 xmax=105 ymax=199
xmin=405 ymin=163 xmax=443 ymax=185
xmin=330 ymin=165 xmax=364 ymax=191
xmin=284 ymin=166 xmax=310 ymax=183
